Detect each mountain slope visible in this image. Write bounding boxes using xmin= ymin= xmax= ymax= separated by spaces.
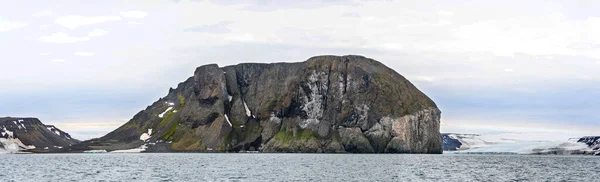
xmin=0 ymin=117 xmax=78 ymax=153
xmin=578 ymin=136 xmax=600 ymax=155
xmin=72 ymin=55 xmax=442 ymax=153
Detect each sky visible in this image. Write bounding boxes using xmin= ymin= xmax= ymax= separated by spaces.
xmin=1 ymin=0 xmax=599 ymax=140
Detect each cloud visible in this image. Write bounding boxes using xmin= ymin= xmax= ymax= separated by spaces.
xmin=341 ymin=12 xmax=361 ymax=18
xmin=32 ymin=10 xmax=53 ymax=17
xmin=120 ymin=11 xmax=148 ymax=19
xmin=184 ymin=21 xmax=232 ymax=33
xmin=3 ymin=0 xmax=600 ymax=137
xmin=88 ymin=29 xmax=107 ymax=37
xmin=74 ymin=52 xmax=95 ymax=56
xmin=0 ymin=20 xmax=28 ymax=32
xmin=51 ymin=59 xmax=66 ymax=62
xmin=413 ymin=76 xmax=436 ymax=82
xmin=55 ymin=15 xmax=121 ymax=29
xmin=437 ymin=11 xmax=454 ymax=17
xmin=40 ymin=52 xmax=50 ymax=56
xmin=39 ymin=32 xmax=90 ymax=43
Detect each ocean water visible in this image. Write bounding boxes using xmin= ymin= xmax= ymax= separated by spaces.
xmin=0 ymin=154 xmax=598 ymax=181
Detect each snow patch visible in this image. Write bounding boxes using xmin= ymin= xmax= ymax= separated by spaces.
xmin=3 ymin=127 xmax=13 ymax=138
xmin=47 ymin=126 xmax=61 ymax=136
xmin=110 ymin=148 xmax=145 ymax=153
xmin=168 ymin=102 xmax=175 ymax=106
xmin=228 ymin=95 xmax=233 ymax=102
xmin=0 ymin=138 xmax=21 ymax=153
xmin=140 ymin=129 xmax=152 ymax=141
xmin=83 ymin=150 xmax=107 ymax=153
xmin=158 ymin=107 xmax=174 ymax=118
xmin=17 ymin=120 xmax=25 ymax=129
xmin=224 ymin=114 xmax=232 ymax=127
xmin=140 ymin=133 xmax=151 ymax=141
xmin=243 ymin=101 xmax=252 ymax=117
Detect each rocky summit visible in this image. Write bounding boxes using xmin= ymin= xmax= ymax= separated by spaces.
xmin=0 ymin=117 xmax=78 ymax=153
xmin=72 ymin=55 xmax=442 ymax=153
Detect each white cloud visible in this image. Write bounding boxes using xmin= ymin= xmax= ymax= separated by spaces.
xmin=55 ymin=15 xmax=121 ymax=29
xmin=504 ymin=68 xmax=515 ymax=72
xmin=40 ymin=24 xmax=49 ymax=29
xmin=0 ymin=20 xmax=28 ymax=32
xmin=88 ymin=29 xmax=107 ymax=37
xmin=39 ymin=32 xmax=90 ymax=43
xmin=437 ymin=11 xmax=454 ymax=17
xmin=120 ymin=11 xmax=148 ymax=19
xmin=74 ymin=52 xmax=95 ymax=56
xmin=51 ymin=59 xmax=66 ymax=63
xmin=127 ymin=21 xmax=142 ymax=25
xmin=40 ymin=52 xmax=50 ymax=56
xmin=32 ymin=11 xmax=53 ymax=17
xmin=413 ymin=76 xmax=435 ymax=82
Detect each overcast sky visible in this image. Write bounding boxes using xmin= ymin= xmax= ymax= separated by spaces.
xmin=1 ymin=0 xmax=599 ymax=140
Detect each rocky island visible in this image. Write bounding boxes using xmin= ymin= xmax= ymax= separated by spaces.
xmin=69 ymin=55 xmax=442 ymax=153
xmin=0 ymin=117 xmax=78 ymax=153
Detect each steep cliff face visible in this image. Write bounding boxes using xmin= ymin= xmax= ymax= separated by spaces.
xmin=73 ymin=55 xmax=441 ymax=153
xmin=0 ymin=117 xmax=78 ymax=153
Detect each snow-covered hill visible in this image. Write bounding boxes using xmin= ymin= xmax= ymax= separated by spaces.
xmin=442 ymin=133 xmax=598 ymax=155
xmin=0 ymin=117 xmax=78 ymax=154
xmin=578 ymin=136 xmax=600 ymax=155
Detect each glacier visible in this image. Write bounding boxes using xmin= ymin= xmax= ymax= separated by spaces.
xmin=444 ymin=132 xmax=594 ymax=155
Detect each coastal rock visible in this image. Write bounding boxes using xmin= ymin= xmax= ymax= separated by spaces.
xmin=0 ymin=117 xmax=78 ymax=153
xmin=71 ymin=55 xmax=442 ymax=153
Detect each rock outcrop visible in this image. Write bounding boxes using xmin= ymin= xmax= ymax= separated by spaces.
xmin=71 ymin=55 xmax=442 ymax=153
xmin=578 ymin=136 xmax=600 ymax=155
xmin=0 ymin=117 xmax=78 ymax=153
xmin=441 ymin=133 xmax=463 ymax=151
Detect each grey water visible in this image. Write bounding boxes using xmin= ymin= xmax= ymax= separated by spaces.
xmin=1 ymin=154 xmax=598 ymax=182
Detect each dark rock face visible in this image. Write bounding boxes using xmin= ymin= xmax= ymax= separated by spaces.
xmin=73 ymin=55 xmax=442 ymax=153
xmin=441 ymin=134 xmax=462 ymax=151
xmin=578 ymin=136 xmax=600 ymax=149
xmin=578 ymin=136 xmax=600 ymax=155
xmin=0 ymin=117 xmax=78 ymax=152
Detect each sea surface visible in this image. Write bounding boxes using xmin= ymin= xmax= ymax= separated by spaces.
xmin=0 ymin=153 xmax=598 ymax=181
